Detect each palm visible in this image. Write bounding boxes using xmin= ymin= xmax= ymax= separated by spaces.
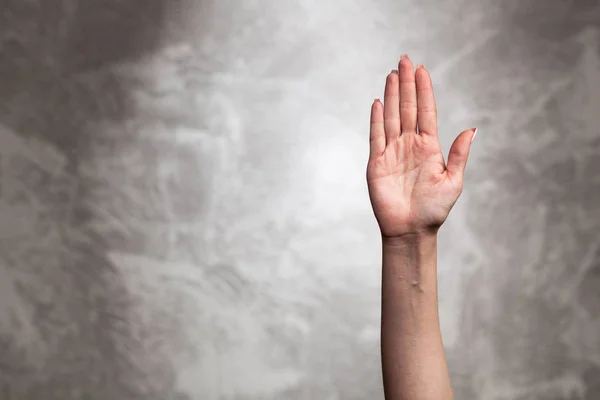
xmin=367 ymin=56 xmax=476 ymax=238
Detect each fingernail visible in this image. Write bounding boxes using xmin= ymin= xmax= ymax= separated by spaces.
xmin=470 ymin=128 xmax=478 ymax=143
xmin=416 ymin=64 xmax=424 ymax=70
xmin=400 ymin=54 xmax=409 ymax=61
xmin=390 ymin=69 xmax=398 ymax=74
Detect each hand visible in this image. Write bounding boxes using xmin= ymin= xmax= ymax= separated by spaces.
xmin=367 ymin=55 xmax=477 ymax=240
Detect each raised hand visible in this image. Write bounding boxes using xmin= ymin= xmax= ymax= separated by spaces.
xmin=367 ymin=55 xmax=477 ymax=240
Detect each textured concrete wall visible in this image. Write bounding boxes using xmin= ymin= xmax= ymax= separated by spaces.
xmin=0 ymin=1 xmax=599 ymax=399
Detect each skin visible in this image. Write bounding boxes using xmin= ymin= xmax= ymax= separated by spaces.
xmin=367 ymin=54 xmax=476 ymax=400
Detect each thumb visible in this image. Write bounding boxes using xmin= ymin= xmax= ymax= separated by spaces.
xmin=446 ymin=127 xmax=477 ymax=187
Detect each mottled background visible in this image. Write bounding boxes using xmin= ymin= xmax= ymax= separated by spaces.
xmin=0 ymin=0 xmax=599 ymax=399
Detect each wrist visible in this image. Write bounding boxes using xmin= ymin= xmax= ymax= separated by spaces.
xmin=381 ymin=231 xmax=438 ymax=248
xmin=381 ymin=231 xmax=439 ymax=295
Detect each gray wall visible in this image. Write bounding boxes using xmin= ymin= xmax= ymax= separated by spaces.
xmin=0 ymin=0 xmax=599 ymax=399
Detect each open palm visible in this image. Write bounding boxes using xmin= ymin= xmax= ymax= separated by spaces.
xmin=367 ymin=55 xmax=477 ymax=239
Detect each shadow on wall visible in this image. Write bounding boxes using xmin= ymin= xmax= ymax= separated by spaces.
xmin=0 ymin=0 xmax=184 ymax=149
xmin=449 ymin=2 xmax=600 ymax=397
xmin=0 ymin=0 xmax=191 ymax=399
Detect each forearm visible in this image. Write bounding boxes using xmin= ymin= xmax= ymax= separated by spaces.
xmin=380 ymin=233 xmax=453 ymax=400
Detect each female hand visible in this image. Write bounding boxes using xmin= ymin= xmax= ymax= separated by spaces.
xmin=367 ymin=55 xmax=477 ymax=240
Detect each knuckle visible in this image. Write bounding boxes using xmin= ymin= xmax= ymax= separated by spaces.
xmin=418 ymin=105 xmax=437 ymax=113
xmin=399 ymin=101 xmax=417 ymax=110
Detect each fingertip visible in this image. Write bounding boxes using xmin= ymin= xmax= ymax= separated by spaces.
xmin=415 ymin=66 xmax=432 ymax=84
xmin=415 ymin=65 xmax=429 ymax=81
xmin=399 ymin=55 xmax=414 ymax=70
xmin=371 ymin=98 xmax=383 ymax=121
xmin=470 ymin=127 xmax=478 ymax=143
xmin=388 ymin=70 xmax=399 ymax=83
xmin=369 ymin=99 xmax=386 ymax=157
xmin=372 ymin=98 xmax=381 ymax=112
xmin=398 ymin=54 xmax=412 ymax=68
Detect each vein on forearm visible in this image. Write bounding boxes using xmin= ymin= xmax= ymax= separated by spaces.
xmin=380 ymin=234 xmax=453 ymax=400
xmin=382 ymin=236 xmax=438 ymax=333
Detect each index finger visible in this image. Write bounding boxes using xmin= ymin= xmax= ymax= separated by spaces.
xmin=415 ymin=65 xmax=438 ymax=138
